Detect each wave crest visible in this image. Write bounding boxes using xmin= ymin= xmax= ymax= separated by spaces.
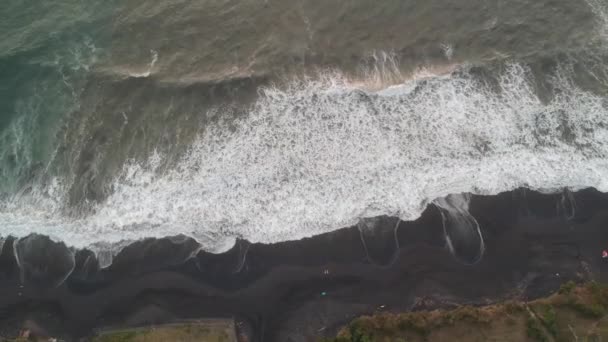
xmin=1 ymin=57 xmax=608 ymax=251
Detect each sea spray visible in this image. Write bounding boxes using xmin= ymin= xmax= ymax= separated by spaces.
xmin=13 ymin=234 xmax=75 ymax=288
xmin=357 ymin=217 xmax=401 ymax=266
xmin=433 ymin=194 xmax=485 ymax=264
xmin=558 ymin=189 xmax=577 ymax=220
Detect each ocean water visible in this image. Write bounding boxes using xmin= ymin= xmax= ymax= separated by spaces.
xmin=1 ymin=0 xmax=608 ymax=258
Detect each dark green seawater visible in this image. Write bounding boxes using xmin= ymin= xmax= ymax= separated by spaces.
xmin=1 ymin=0 xmax=114 ymax=195
xmin=1 ymin=0 xmax=608 ymax=258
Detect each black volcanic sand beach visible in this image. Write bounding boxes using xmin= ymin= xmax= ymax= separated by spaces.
xmin=0 ymin=188 xmax=607 ymax=341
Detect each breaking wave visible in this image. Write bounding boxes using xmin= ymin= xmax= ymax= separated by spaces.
xmin=1 ymin=0 xmax=608 ymax=261
xmin=2 ymin=56 xmax=608 ymax=255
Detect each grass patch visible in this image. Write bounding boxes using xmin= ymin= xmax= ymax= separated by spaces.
xmin=557 ymin=281 xmax=608 ymax=318
xmin=530 ymin=303 xmax=558 ymax=337
xmin=568 ymin=301 xmax=605 ymax=318
xmin=327 ymin=281 xmax=608 ymax=342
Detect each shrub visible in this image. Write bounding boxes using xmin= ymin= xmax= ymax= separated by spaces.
xmin=526 ymin=317 xmax=548 ymax=342
xmin=350 ymin=323 xmax=373 ymax=342
xmin=559 ymin=281 xmax=576 ymax=295
xmin=541 ymin=305 xmax=558 ymax=337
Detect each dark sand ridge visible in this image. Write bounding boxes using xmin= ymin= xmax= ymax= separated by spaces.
xmin=1 ymin=188 xmax=608 ymax=341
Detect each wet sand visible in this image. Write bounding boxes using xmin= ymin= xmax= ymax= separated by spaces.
xmin=1 ymin=188 xmax=608 ymax=341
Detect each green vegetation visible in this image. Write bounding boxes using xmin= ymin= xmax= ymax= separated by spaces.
xmin=527 ymin=302 xmax=558 ymax=339
xmin=526 ymin=316 xmax=547 ymax=342
xmin=561 ymin=281 xmax=608 ymax=318
xmin=349 ymin=324 xmax=373 ymax=342
xmin=559 ymin=280 xmax=576 ymax=295
xmin=325 ymin=281 xmax=608 ymax=342
xmin=542 ymin=305 xmax=558 ymax=336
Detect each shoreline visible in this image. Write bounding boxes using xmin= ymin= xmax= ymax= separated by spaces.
xmin=1 ymin=187 xmax=608 ymax=341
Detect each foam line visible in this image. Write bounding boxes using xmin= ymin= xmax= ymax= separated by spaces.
xmin=1 ymin=60 xmax=608 ymax=254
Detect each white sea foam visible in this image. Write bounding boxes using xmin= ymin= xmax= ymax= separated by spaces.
xmin=1 ymin=58 xmax=608 ymax=257
xmin=128 ymin=49 xmax=158 ymax=78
